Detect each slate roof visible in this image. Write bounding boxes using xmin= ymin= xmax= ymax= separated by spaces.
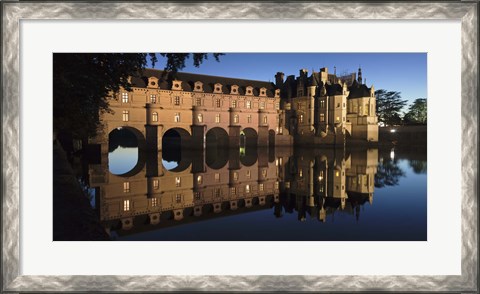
xmin=131 ymin=68 xmax=277 ymax=98
xmin=348 ymin=79 xmax=372 ymax=99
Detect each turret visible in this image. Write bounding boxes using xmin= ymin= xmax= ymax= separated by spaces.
xmin=275 ymin=72 xmax=284 ymax=87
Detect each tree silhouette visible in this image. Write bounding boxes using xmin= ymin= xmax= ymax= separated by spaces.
xmin=375 ymin=89 xmax=408 ymax=126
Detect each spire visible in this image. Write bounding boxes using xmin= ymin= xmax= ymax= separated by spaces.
xmin=357 ymin=66 xmax=363 ymax=84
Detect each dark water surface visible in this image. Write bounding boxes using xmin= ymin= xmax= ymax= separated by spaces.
xmin=87 ymin=139 xmax=427 ymax=241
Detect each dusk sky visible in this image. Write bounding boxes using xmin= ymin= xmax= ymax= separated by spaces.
xmin=152 ymin=53 xmax=427 ymax=108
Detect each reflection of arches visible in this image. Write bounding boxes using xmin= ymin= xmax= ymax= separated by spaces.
xmin=239 ymin=145 xmax=257 ymax=167
xmin=108 ymin=127 xmax=146 ymax=177
xmin=241 ymin=128 xmax=258 ymax=147
xmin=206 ymin=127 xmax=229 ymax=147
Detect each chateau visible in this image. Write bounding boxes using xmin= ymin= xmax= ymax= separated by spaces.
xmin=93 ymin=67 xmax=378 ymax=152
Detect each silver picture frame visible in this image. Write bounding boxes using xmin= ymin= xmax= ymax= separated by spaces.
xmin=2 ymin=1 xmax=478 ymax=292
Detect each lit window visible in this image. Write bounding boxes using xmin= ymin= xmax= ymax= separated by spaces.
xmin=174 ymin=96 xmax=180 ymax=105
xmin=246 ymin=101 xmax=251 ymax=109
xmin=285 ymin=182 xmax=290 ymax=188
xmin=320 ymin=100 xmax=325 ymax=108
xmin=174 ymin=113 xmax=180 ymax=122
xmin=152 ymin=112 xmax=158 ymax=122
xmin=234 ymin=114 xmax=239 ymax=123
xmin=197 ymin=175 xmax=203 ymax=184
xmin=259 ymin=183 xmax=264 ymax=191
xmin=153 ymin=179 xmax=159 ymax=189
xmin=299 ymin=115 xmax=304 ymax=123
xmin=195 ymin=97 xmax=202 ymax=106
xmin=275 ymin=181 xmax=279 ymax=190
xmin=122 ymin=92 xmax=129 ymax=103
xmin=150 ymin=94 xmax=156 ymax=103
xmin=263 ymin=116 xmax=268 ymax=124
xmin=215 ymin=99 xmax=221 ymax=108
xmin=215 ymin=114 xmax=220 ymax=123
xmin=336 ymin=171 xmax=340 ymax=177
xmin=299 ymin=169 xmax=303 ymax=177
xmin=260 ymin=102 xmax=265 ymax=109
xmin=123 ymin=200 xmax=130 ymax=211
xmin=275 ymin=102 xmax=280 ymax=110
xmin=320 ymin=113 xmax=325 ymax=122
xmin=230 ymin=187 xmax=236 ymax=195
xmin=122 ymin=110 xmax=129 ymax=122
xmin=278 ymin=127 xmax=283 ymax=134
xmin=176 ymin=194 xmax=182 ymax=203
xmin=197 ymin=114 xmax=203 ymax=123
xmin=246 ymin=170 xmax=251 ymax=179
xmin=214 ymin=173 xmax=220 ymax=182
xmin=175 ymin=177 xmax=181 ymax=187
xmin=151 ymin=198 xmax=158 ymax=207
xmin=247 ymin=115 xmax=252 ymax=123
xmin=123 ymin=182 xmax=130 ymax=193
xmin=262 ymin=169 xmax=267 ymax=177
xmin=232 ymin=100 xmax=237 ymax=108
xmin=336 ymin=116 xmax=340 ymax=121
xmin=233 ymin=172 xmax=238 ymax=181
xmin=245 ymin=185 xmax=250 ymax=193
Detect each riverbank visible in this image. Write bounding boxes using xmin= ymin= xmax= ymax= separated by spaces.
xmin=53 ymin=140 xmax=109 ymax=241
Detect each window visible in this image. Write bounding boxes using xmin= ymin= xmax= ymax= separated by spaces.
xmin=230 ymin=187 xmax=236 ymax=195
xmin=174 ymin=96 xmax=181 ymax=105
xmin=246 ymin=170 xmax=251 ymax=179
xmin=299 ymin=169 xmax=303 ymax=177
xmin=215 ymin=99 xmax=221 ymax=108
xmin=278 ymin=126 xmax=283 ymax=134
xmin=122 ymin=110 xmax=129 ymax=122
xmin=247 ymin=115 xmax=252 ymax=123
xmin=214 ymin=173 xmax=220 ymax=182
xmin=343 ymin=117 xmax=346 ymax=122
xmin=320 ymin=113 xmax=325 ymax=122
xmin=176 ymin=194 xmax=182 ymax=203
xmin=215 ymin=189 xmax=221 ymax=198
xmin=197 ymin=114 xmax=203 ymax=123
xmin=195 ymin=97 xmax=202 ymax=106
xmin=262 ymin=169 xmax=267 ymax=177
xmin=194 ymin=192 xmax=201 ymax=200
xmin=215 ymin=114 xmax=220 ymax=123
xmin=150 ymin=94 xmax=156 ymax=103
xmin=232 ymin=100 xmax=237 ymax=108
xmin=197 ymin=175 xmax=203 ymax=184
xmin=234 ymin=114 xmax=239 ymax=123
xmin=174 ymin=113 xmax=180 ymax=122
xmin=259 ymin=183 xmax=264 ymax=191
xmin=336 ymin=171 xmax=340 ymax=177
xmin=275 ymin=102 xmax=280 ymax=110
xmin=336 ymin=116 xmax=340 ymax=122
xmin=275 ymin=181 xmax=279 ymax=190
xmin=263 ymin=116 xmax=268 ymax=124
xmin=337 ymin=103 xmax=340 ymax=108
xmin=153 ymin=179 xmax=159 ymax=189
xmin=320 ymin=100 xmax=325 ymax=108
xmin=260 ymin=102 xmax=265 ymax=109
xmin=343 ymin=102 xmax=346 ymax=108
xmin=298 ymin=90 xmax=303 ymax=97
xmin=122 ymin=92 xmax=129 ymax=103
xmin=123 ymin=200 xmax=130 ymax=211
xmin=299 ymin=114 xmax=304 ymax=123
xmin=245 ymin=185 xmax=250 ymax=193
xmin=151 ymin=198 xmax=158 ymax=207
xmin=123 ymin=182 xmax=130 ymax=193
xmin=246 ymin=101 xmax=251 ymax=109
xmin=175 ymin=176 xmax=181 ymax=187
xmin=152 ymin=112 xmax=158 ymax=122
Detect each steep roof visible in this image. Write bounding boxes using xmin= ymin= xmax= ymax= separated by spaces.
xmin=131 ymin=68 xmax=277 ymax=98
xmin=348 ymin=79 xmax=372 ymax=99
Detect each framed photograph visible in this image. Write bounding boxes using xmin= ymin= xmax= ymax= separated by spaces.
xmin=2 ymin=1 xmax=478 ymax=292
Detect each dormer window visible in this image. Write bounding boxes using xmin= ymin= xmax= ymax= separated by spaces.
xmin=231 ymin=85 xmax=239 ymax=95
xmin=172 ymin=80 xmax=182 ymax=91
xmin=213 ymin=83 xmax=223 ymax=94
xmin=275 ymin=89 xmax=280 ymax=98
xmin=259 ymin=87 xmax=267 ymax=97
xmin=194 ymin=81 xmax=204 ymax=92
xmin=246 ymin=86 xmax=254 ymax=96
xmin=148 ymin=77 xmax=159 ymax=89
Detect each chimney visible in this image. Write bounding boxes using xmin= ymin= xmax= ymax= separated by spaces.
xmin=275 ymin=72 xmax=285 ymax=87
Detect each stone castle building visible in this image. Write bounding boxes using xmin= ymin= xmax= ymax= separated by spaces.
xmin=93 ymin=67 xmax=378 ymax=152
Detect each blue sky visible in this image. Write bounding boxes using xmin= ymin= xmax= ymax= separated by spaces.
xmin=152 ymin=53 xmax=427 ymax=107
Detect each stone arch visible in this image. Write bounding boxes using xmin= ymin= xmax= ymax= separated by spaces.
xmin=206 ymin=127 xmax=229 ymax=148
xmin=205 ymin=127 xmax=229 ymax=169
xmin=162 ymin=128 xmax=192 ymax=172
xmin=240 ymin=127 xmax=258 ymax=147
xmin=108 ymin=127 xmax=146 ymax=177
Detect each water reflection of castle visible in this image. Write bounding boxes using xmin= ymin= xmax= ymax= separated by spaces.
xmin=88 ymin=146 xmax=378 ymax=236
